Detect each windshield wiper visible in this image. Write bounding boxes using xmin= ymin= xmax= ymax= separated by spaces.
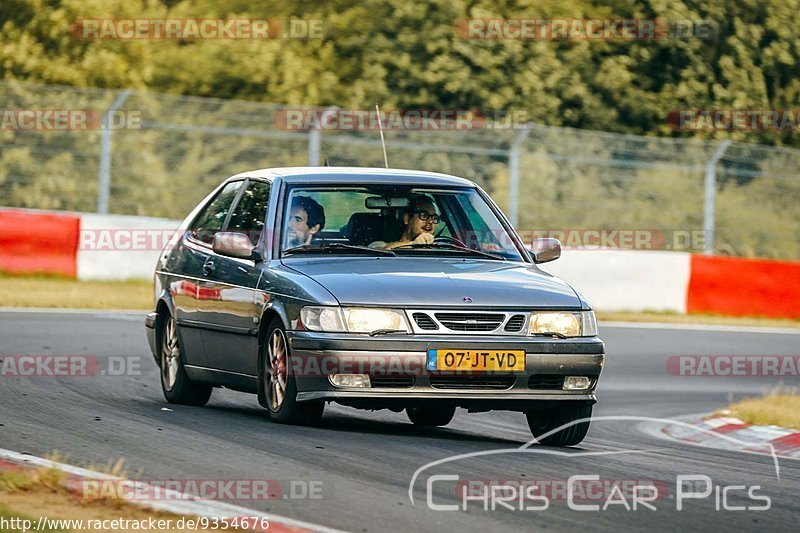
xmin=393 ymin=242 xmax=506 ymax=261
xmin=283 ymin=243 xmax=396 ymax=256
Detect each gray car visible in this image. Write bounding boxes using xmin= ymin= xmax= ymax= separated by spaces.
xmin=145 ymin=167 xmax=604 ymax=446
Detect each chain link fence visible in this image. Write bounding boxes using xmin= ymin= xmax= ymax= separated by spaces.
xmin=2 ymin=80 xmax=798 ymax=259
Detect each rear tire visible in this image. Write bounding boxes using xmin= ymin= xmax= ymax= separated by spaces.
xmin=526 ymin=403 xmax=593 ymax=447
xmin=406 ymin=405 xmax=456 ymax=427
xmin=160 ymin=313 xmax=212 ymax=406
xmin=260 ymin=318 xmax=324 ymax=425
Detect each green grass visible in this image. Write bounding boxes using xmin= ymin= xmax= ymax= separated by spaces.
xmin=1 ymin=465 xmax=69 ymax=532
xmin=722 ymin=388 xmax=800 ymax=430
xmin=0 ymin=503 xmax=67 ymax=532
xmin=0 ymin=460 xmax=222 ymax=532
xmin=0 ymin=273 xmax=151 ymax=310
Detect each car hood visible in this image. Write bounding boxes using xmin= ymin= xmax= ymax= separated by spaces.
xmin=282 ymin=257 xmax=582 ymax=308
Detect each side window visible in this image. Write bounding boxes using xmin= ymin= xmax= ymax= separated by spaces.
xmin=190 ymin=181 xmax=243 ymax=244
xmin=226 ymin=180 xmax=271 ymax=245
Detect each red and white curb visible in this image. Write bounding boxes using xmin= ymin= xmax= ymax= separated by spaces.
xmin=0 ymin=448 xmax=346 ymax=533
xmin=655 ymin=414 xmax=800 ymax=460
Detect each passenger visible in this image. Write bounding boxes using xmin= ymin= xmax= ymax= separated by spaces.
xmin=379 ymin=194 xmax=440 ymax=250
xmin=286 ymin=196 xmax=325 ymax=248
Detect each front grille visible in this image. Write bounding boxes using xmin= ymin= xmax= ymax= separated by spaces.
xmin=371 ymin=376 xmax=415 ymax=388
xmin=504 ymin=314 xmax=526 ymax=332
xmin=412 ymin=313 xmax=438 ymax=330
xmin=434 ymin=313 xmax=504 ymax=332
xmin=406 ymin=309 xmax=533 ymax=335
xmin=528 ymin=375 xmax=564 ymax=390
xmin=430 ymin=374 xmax=516 ymax=390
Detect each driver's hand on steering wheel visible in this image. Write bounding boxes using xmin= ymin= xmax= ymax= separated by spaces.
xmin=412 ymin=232 xmax=434 ymax=245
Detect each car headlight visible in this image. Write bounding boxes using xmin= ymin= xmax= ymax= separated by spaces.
xmin=529 ymin=311 xmax=598 ymax=337
xmin=342 ymin=308 xmax=409 ymax=333
xmin=300 ymin=306 xmax=410 ymax=333
xmin=300 ymin=306 xmax=346 ymax=332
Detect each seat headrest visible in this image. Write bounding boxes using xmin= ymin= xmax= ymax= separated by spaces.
xmin=342 ymin=213 xmax=405 ymax=246
xmin=342 ymin=213 xmax=385 ymax=246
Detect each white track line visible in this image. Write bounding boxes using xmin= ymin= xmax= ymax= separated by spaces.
xmin=0 ymin=448 xmax=346 ymax=533
xmin=602 ymin=321 xmax=800 ymax=334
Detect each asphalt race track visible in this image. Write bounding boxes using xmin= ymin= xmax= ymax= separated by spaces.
xmin=1 ymin=310 xmax=798 ymax=531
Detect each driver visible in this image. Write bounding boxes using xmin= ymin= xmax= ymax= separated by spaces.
xmin=379 ymin=194 xmax=440 ymax=250
xmin=285 ymin=196 xmax=325 ymax=248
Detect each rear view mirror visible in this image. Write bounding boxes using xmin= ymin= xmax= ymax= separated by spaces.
xmin=212 ymin=232 xmax=262 ymax=261
xmin=530 ymin=238 xmax=561 ymax=263
xmin=365 ymin=196 xmax=410 ymax=209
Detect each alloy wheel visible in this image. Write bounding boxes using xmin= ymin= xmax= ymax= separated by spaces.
xmin=161 ymin=316 xmax=180 ymax=391
xmin=266 ymin=328 xmax=288 ymax=411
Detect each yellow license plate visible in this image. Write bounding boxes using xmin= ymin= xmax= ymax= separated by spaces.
xmin=427 ymin=349 xmax=526 ymax=372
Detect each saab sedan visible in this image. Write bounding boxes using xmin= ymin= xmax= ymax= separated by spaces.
xmin=145 ymin=167 xmax=604 ymax=446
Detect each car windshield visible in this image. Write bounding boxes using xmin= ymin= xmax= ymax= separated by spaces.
xmin=280 ymin=184 xmax=525 ymax=261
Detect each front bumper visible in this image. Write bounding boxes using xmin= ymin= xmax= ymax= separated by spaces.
xmin=145 ymin=312 xmax=157 ymax=361
xmin=287 ymin=331 xmax=604 ymax=410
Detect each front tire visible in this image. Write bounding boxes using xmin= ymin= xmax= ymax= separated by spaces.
xmin=526 ymin=403 xmax=593 ymax=447
xmin=406 ymin=405 xmax=456 ymax=427
xmin=160 ymin=313 xmax=212 ymax=406
xmin=260 ymin=318 xmax=324 ymax=425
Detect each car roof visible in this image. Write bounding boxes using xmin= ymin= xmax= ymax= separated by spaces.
xmin=226 ymin=167 xmax=477 ymax=187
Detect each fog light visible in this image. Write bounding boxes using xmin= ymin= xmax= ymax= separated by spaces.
xmin=563 ymin=376 xmax=591 ymax=390
xmin=329 ymin=374 xmax=371 ymax=388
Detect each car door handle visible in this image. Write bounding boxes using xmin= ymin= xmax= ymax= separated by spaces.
xmin=202 ymin=260 xmax=215 ymax=276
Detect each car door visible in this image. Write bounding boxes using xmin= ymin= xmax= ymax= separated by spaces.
xmin=197 ymin=178 xmax=271 ymax=378
xmin=179 ymin=179 xmax=245 ymax=368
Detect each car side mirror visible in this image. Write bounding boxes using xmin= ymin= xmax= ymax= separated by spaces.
xmin=212 ymin=232 xmax=262 ymax=261
xmin=530 ymin=238 xmax=561 ymax=263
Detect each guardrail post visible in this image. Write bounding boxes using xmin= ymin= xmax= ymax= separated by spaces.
xmin=703 ymin=140 xmax=731 ymax=255
xmin=97 ymin=89 xmax=132 ymax=214
xmin=307 ymin=107 xmax=338 ymax=166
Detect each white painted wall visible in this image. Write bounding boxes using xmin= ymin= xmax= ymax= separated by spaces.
xmin=540 ymin=248 xmax=692 ymax=313
xmin=74 ymin=214 xmax=692 ymax=313
xmin=77 ymin=213 xmax=180 ymax=281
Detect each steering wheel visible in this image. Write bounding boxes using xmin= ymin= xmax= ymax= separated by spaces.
xmin=433 ymin=235 xmax=468 ymax=248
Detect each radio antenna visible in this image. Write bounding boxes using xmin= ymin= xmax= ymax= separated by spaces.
xmin=375 ymin=103 xmax=389 ymax=168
